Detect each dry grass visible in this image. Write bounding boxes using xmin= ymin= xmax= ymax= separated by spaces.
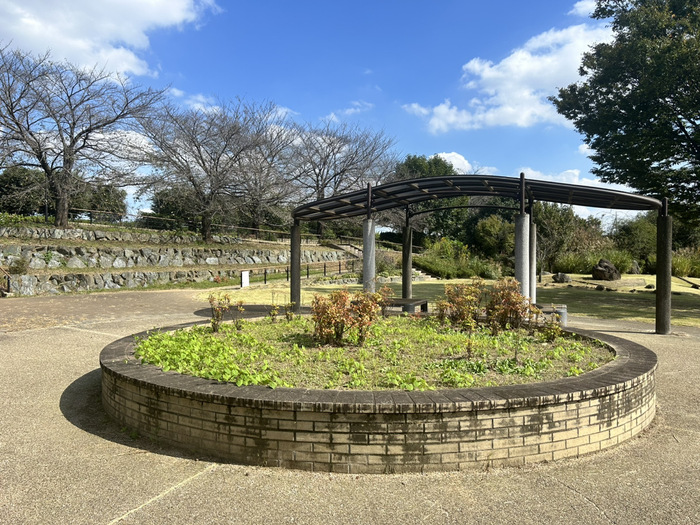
xmin=208 ymin=273 xmax=700 ymax=328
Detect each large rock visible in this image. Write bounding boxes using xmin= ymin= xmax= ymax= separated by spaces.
xmin=552 ymin=272 xmax=572 ymax=283
xmin=66 ymin=256 xmax=87 ymax=269
xmin=592 ymin=259 xmax=621 ymax=281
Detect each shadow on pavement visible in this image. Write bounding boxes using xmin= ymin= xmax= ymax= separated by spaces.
xmin=59 ymin=304 xmax=314 ymax=461
xmin=59 ymin=369 xmax=201 ymax=461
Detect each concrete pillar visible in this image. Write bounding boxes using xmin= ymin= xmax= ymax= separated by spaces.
xmin=515 ymin=213 xmax=530 ymax=299
xmin=402 ymin=213 xmax=412 ymax=299
xmin=363 ymin=218 xmax=376 ymax=293
xmin=290 ymin=220 xmax=301 ymax=313
xmin=656 ymin=204 xmax=672 ymax=334
xmin=529 ymin=222 xmax=537 ymax=304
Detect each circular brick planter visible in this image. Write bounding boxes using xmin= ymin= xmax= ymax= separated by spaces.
xmin=100 ymin=325 xmax=657 ymax=474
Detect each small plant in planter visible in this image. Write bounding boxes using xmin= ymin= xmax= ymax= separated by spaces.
xmin=378 ymin=284 xmax=394 ymax=318
xmin=485 ymin=277 xmax=539 ymax=334
xmin=208 ymin=292 xmax=232 ymax=333
xmin=311 ymin=288 xmax=381 ymax=346
xmin=283 ymin=302 xmax=295 ymax=322
xmin=208 ymin=292 xmax=246 ymax=332
xmin=234 ymin=300 xmax=245 ymax=330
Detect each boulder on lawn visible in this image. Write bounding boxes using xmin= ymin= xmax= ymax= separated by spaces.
xmin=630 ymin=260 xmax=641 ymax=274
xmin=592 ymin=259 xmax=621 ymax=281
xmin=552 ymin=272 xmax=572 ymax=283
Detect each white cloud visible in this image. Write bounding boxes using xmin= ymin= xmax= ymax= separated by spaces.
xmin=432 ymin=152 xmax=500 ymax=176
xmin=405 ymin=22 xmax=612 ymax=133
xmin=341 ymin=100 xmax=374 ymax=116
xmin=0 ymin=0 xmax=220 ymax=76
xmin=569 ymin=1 xmax=596 ymax=17
xmin=435 ymin=152 xmax=473 ymax=173
xmin=578 ymin=143 xmax=593 ymax=156
xmin=519 ymin=166 xmax=640 ymax=222
xmin=183 ymin=93 xmax=219 ymax=112
xmin=322 ymin=112 xmax=340 ymax=123
xmin=321 ymin=100 xmax=374 ymax=122
xmin=402 ymin=103 xmax=430 ymax=118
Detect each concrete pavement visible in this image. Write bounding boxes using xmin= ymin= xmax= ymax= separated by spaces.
xmin=1 ymin=289 xmax=699 ymax=524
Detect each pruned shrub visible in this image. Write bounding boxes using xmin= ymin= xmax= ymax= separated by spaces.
xmin=208 ymin=292 xmax=244 ymax=332
xmin=485 ymin=277 xmax=537 ymax=334
xmin=442 ymin=279 xmax=484 ymax=333
xmin=311 ymin=289 xmax=381 ymax=346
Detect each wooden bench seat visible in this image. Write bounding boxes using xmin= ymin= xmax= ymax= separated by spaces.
xmin=385 ymin=298 xmax=428 ymax=313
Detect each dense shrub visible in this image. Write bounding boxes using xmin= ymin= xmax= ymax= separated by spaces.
xmin=644 ymin=250 xmax=700 ymax=278
xmin=553 ymin=249 xmax=634 ymax=275
xmin=599 ymin=249 xmax=634 ymax=274
xmin=375 ymin=250 xmax=401 ymax=276
xmin=672 ymin=248 xmax=700 ymax=278
xmin=436 ymin=280 xmax=485 ymax=333
xmin=414 ymin=238 xmax=502 ymax=279
xmin=0 ymin=212 xmax=49 ymax=227
xmin=485 ymin=277 xmax=538 ymax=335
xmin=436 ymin=278 xmax=553 ymax=361
xmin=311 ymin=289 xmax=380 ymax=345
xmin=552 ymin=252 xmax=597 ymax=274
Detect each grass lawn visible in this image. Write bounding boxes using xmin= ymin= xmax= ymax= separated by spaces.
xmin=204 ymin=273 xmax=700 ymax=328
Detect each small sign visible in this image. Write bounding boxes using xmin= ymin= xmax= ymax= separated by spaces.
xmin=241 ymin=270 xmax=250 ymax=288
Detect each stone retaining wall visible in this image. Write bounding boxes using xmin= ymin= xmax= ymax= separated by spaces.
xmin=101 ymin=327 xmax=657 ymax=474
xmin=8 ymin=268 xmax=255 ymax=296
xmin=0 ymin=244 xmax=344 ymax=272
xmin=0 ymin=225 xmax=318 ymax=245
xmin=2 ymin=243 xmax=350 ymax=296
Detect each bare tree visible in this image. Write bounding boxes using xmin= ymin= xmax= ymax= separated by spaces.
xmin=0 ymin=46 xmax=165 ymax=227
xmin=229 ymin=117 xmax=299 ymax=230
xmin=136 ymin=99 xmax=279 ymax=242
xmin=290 ymin=120 xmax=396 ymax=203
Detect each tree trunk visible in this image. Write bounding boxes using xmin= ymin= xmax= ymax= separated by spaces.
xmin=201 ymin=213 xmax=213 ymax=243
xmin=54 ymin=191 xmax=70 ymax=228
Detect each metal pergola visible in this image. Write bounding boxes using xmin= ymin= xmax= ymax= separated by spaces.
xmin=290 ymin=174 xmax=672 ymax=334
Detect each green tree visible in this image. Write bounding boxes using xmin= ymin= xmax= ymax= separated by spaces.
xmin=550 ymin=0 xmax=700 ymax=224
xmin=473 ymin=214 xmax=515 ymax=259
xmin=81 ymin=184 xmax=127 ymax=223
xmin=0 ymin=166 xmax=46 ymax=216
xmin=611 ymin=212 xmax=657 ymax=261
xmin=139 ymin=186 xmax=200 ymax=231
xmin=390 ymin=154 xmax=468 ymax=238
xmin=532 ymin=203 xmax=582 ymax=273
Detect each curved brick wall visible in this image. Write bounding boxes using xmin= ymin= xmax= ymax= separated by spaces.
xmin=101 ymin=326 xmax=657 ymax=474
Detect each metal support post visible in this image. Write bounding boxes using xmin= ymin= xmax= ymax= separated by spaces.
xmin=656 ymin=198 xmax=672 ymax=334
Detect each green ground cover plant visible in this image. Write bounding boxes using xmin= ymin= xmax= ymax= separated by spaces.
xmin=135 ymin=278 xmax=614 ymax=390
xmin=133 ymin=316 xmax=612 ymax=390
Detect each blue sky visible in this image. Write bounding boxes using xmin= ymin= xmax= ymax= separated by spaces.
xmin=2 ymin=0 xmax=631 ymax=220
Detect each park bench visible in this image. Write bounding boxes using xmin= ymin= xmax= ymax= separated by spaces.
xmin=385 ymin=297 xmax=429 ymax=314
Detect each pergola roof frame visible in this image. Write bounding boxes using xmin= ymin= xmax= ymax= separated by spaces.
xmin=292 ymin=174 xmax=662 ymax=222
xmin=290 ymin=173 xmax=672 ymax=335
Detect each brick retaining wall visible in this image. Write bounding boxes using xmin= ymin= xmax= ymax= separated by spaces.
xmin=100 ymin=327 xmax=657 ymax=474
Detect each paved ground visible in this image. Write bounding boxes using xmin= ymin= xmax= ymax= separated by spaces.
xmin=1 ymin=288 xmax=699 ymax=524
